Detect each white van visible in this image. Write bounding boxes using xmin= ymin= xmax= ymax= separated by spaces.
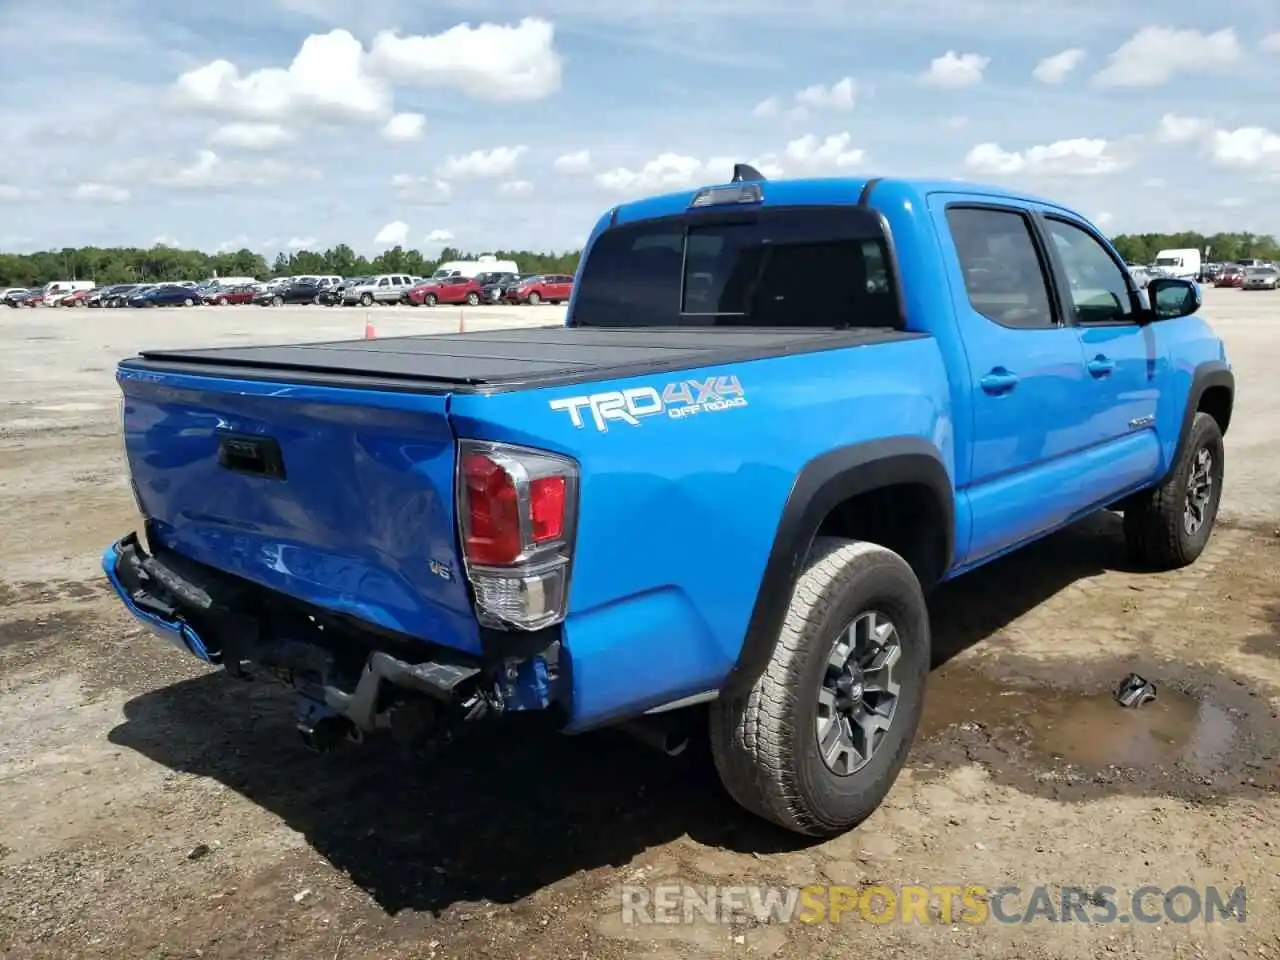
xmin=431 ymin=255 xmax=519 ymax=279
xmin=1152 ymin=248 xmax=1201 ymax=280
xmin=205 ymin=276 xmax=257 ymax=287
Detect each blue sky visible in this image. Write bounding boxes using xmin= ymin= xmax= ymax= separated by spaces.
xmin=2 ymin=0 xmax=1279 ymax=257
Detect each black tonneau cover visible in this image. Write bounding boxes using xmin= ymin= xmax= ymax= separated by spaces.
xmin=126 ymin=325 xmax=920 ymax=394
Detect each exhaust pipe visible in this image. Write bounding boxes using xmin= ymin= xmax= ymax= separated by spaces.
xmin=297 ymin=715 xmax=353 ymax=753
xmin=617 ymin=716 xmax=689 ymax=756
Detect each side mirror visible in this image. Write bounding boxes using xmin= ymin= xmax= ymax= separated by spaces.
xmin=1147 ymin=277 xmax=1201 ymax=321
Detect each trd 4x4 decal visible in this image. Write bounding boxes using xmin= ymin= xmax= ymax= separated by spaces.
xmin=549 ymin=375 xmax=747 ymax=432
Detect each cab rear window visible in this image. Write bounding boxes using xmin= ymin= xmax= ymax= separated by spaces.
xmin=569 ymin=206 xmax=902 ymax=329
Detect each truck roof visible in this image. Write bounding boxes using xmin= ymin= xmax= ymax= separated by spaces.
xmin=607 ymin=175 xmax=1080 ymax=227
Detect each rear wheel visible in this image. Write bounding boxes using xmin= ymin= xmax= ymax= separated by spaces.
xmin=465 ymin=292 xmax=479 ymax=306
xmin=710 ymin=537 xmax=929 ymax=837
xmin=216 ymin=297 xmax=228 ymax=306
xmin=1123 ymin=411 xmax=1224 ymax=569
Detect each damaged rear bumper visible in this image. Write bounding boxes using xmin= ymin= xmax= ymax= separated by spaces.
xmin=101 ymin=532 xmax=561 ymax=738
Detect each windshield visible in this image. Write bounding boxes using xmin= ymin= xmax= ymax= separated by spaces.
xmin=1247 ymin=267 xmax=1276 ymax=276
xmin=569 ymin=205 xmax=900 ymax=328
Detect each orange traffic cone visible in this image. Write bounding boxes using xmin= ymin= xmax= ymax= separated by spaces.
xmin=458 ymin=308 xmax=465 ymax=334
xmin=364 ymin=314 xmax=376 ymax=339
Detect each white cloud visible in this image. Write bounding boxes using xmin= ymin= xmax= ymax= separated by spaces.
xmin=381 ymin=112 xmax=425 ymax=142
xmin=152 ymin=235 xmax=180 ymax=247
xmin=391 ymin=173 xmax=452 ymax=204
xmin=209 ymin=122 xmax=295 ymax=150
xmin=1263 ymin=33 xmax=1280 ymax=52
xmin=963 ymin=138 xmax=1123 ymax=177
xmin=71 ymin=182 xmax=129 ymax=203
xmin=920 ymin=51 xmax=990 ymax=88
xmin=1208 ymin=126 xmax=1280 ymax=176
xmin=498 ymin=179 xmax=533 ymax=196
xmin=793 ymin=77 xmax=857 ymax=112
xmin=594 ymin=133 xmax=865 ymax=194
xmin=754 ymin=77 xmax=858 ymax=120
xmin=374 ymin=220 xmax=409 ymax=245
xmin=1155 ymin=113 xmax=1213 ymax=143
xmin=944 ymin=116 xmax=969 ymax=130
xmin=1093 ymin=27 xmax=1242 ymax=88
xmin=0 ymin=184 xmax=35 ymax=201
xmin=424 ymin=229 xmax=454 ymax=243
xmin=752 ymin=96 xmax=780 ymax=118
xmin=366 ymin=17 xmax=562 ymax=101
xmin=553 ymin=149 xmax=593 ymax=174
xmin=1032 ymin=48 xmax=1085 ymax=84
xmin=287 ymin=236 xmax=316 ymax=248
xmin=775 ymin=132 xmax=865 ymax=169
xmin=172 ymin=29 xmax=391 ymax=123
xmin=106 ymin=150 xmax=315 ymax=189
xmin=436 ymin=145 xmax=526 ymax=179
xmin=1094 ymin=211 xmax=1113 ymax=228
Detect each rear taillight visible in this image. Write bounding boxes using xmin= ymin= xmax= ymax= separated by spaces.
xmin=457 ymin=439 xmax=578 ymax=631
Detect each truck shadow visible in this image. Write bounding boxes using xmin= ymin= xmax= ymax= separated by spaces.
xmin=108 ymin=510 xmax=1174 ymax=917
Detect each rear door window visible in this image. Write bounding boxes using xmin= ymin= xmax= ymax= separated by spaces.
xmin=570 ymin=206 xmax=901 ymax=329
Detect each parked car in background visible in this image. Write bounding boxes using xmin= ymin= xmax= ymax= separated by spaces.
xmin=1214 ymin=265 xmax=1245 ymax=288
xmin=129 ymin=283 xmax=198 ymax=307
xmin=254 ymin=278 xmax=325 ymax=306
xmin=86 ymin=284 xmax=129 ymax=307
xmin=1242 ymin=265 xmax=1279 ymax=290
xmin=406 ymin=276 xmax=484 ymax=306
xmin=59 ymin=288 xmax=94 ymax=307
xmin=506 ymin=273 xmax=574 ymax=304
xmin=341 ymin=274 xmax=415 ymax=306
xmin=1128 ymin=266 xmax=1165 ymax=289
xmin=18 ymin=289 xmax=46 ymax=307
xmin=204 ymin=284 xmax=257 ymax=305
xmin=101 ymin=284 xmax=142 ymax=307
xmin=2 ymin=288 xmax=31 ymax=307
xmin=475 ymin=271 xmax=520 ymax=303
xmin=319 ymin=278 xmax=362 ymax=306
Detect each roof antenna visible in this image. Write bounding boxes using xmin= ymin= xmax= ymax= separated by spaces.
xmin=731 ymin=163 xmax=765 ymax=183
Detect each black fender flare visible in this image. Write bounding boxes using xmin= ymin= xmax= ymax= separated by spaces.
xmin=1161 ymin=360 xmax=1234 ymax=485
xmin=720 ymin=436 xmax=955 ymax=697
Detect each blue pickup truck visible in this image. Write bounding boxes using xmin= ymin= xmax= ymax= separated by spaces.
xmin=102 ymin=168 xmax=1233 ymax=837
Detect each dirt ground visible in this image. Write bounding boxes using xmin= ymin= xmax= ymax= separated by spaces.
xmin=1 ymin=295 xmax=1278 ymax=960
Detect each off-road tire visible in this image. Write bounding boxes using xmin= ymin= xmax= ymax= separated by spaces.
xmin=709 ymin=537 xmax=930 ymax=837
xmin=1123 ymin=411 xmax=1225 ymax=570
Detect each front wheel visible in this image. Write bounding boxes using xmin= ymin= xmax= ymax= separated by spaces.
xmin=424 ymin=293 xmax=437 ymax=307
xmin=360 ymin=293 xmax=373 ymax=307
xmin=465 ymin=292 xmax=479 ymax=306
xmin=272 ymin=295 xmax=284 ymax=307
xmin=527 ymin=291 xmax=541 ymax=305
xmin=216 ymin=297 xmax=228 ymax=306
xmin=183 ymin=298 xmax=194 ymax=306
xmin=710 ymin=537 xmax=929 ymax=837
xmin=1123 ymin=411 xmax=1224 ymax=569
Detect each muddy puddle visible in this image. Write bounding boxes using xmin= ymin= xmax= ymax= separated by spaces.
xmin=917 ymin=664 xmax=1239 ymax=780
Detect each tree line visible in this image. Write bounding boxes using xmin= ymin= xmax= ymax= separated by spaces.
xmin=1 ymin=230 xmax=1277 ymax=288
xmin=0 ymin=244 xmax=582 ymax=288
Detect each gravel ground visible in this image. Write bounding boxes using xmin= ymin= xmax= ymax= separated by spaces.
xmin=0 ymin=292 xmax=1277 ymax=960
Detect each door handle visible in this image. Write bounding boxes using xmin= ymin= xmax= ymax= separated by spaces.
xmin=980 ymin=368 xmax=1019 ymax=395
xmin=1087 ymin=355 xmax=1116 ymax=378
